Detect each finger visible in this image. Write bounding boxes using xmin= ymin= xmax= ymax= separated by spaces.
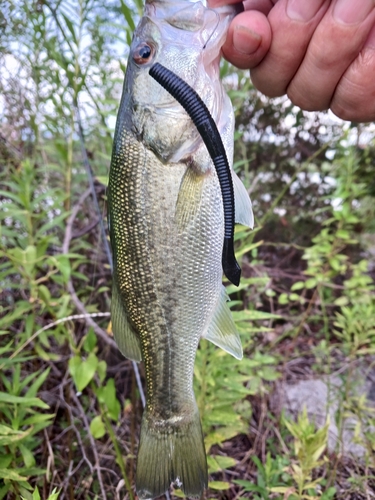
xmin=207 ymin=0 xmax=277 ymax=7
xmin=250 ymin=0 xmax=331 ymax=97
xmin=207 ymin=0 xmax=274 ymax=14
xmin=243 ymin=0 xmax=275 ymax=12
xmin=221 ymin=10 xmax=272 ymax=69
xmin=287 ymin=0 xmax=375 ymax=112
xmin=207 ymin=0 xmax=243 ymax=6
xmin=330 ymin=24 xmax=375 ymax=122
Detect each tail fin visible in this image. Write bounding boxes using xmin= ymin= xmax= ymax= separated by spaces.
xmin=136 ymin=409 xmax=208 ymax=499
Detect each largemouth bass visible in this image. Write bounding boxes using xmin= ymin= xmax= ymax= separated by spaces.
xmin=108 ymin=0 xmax=253 ymax=498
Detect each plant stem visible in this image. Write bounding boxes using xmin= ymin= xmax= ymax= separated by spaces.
xmin=102 ymin=409 xmax=134 ymax=500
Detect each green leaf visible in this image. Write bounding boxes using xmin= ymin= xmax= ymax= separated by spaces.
xmin=232 ymin=310 xmax=281 ymax=321
xmin=83 ymin=329 xmax=97 ymax=353
xmin=278 ymin=293 xmax=289 ymax=305
xmin=334 ymin=296 xmax=349 ymax=307
xmin=55 ymin=255 xmax=71 ymax=282
xmin=46 ymin=488 xmax=60 ymax=500
xmin=208 ymin=455 xmax=237 ymax=473
xmin=271 ymin=486 xmax=293 ymax=493
xmin=25 ymin=367 xmax=50 ymax=398
xmin=171 ymin=489 xmax=185 ymax=498
xmin=23 ymin=245 xmax=37 ymax=274
xmin=61 ymin=13 xmax=77 ymax=45
xmin=96 ymin=176 xmax=108 ymax=186
xmin=0 ymin=455 xmax=12 ymax=469
xmin=120 ymin=0 xmax=135 ymax=31
xmin=0 ymin=427 xmax=33 ymax=446
xmin=0 ymin=301 xmax=33 ymax=328
xmin=38 ymin=285 xmax=51 ymax=305
xmin=22 ymin=413 xmax=54 ymax=426
xmin=329 ymin=257 xmax=341 ymax=272
xmin=291 ymin=281 xmax=305 ymax=291
xmin=236 ymin=240 xmax=263 ymax=258
xmin=305 ymin=277 xmax=317 ymax=289
xmin=208 ymin=481 xmax=231 ymax=490
xmin=69 ymin=353 xmax=98 ymax=392
xmin=214 ymin=455 xmax=237 ymax=470
xmin=32 ymin=488 xmax=41 ymax=500
xmin=289 ymin=293 xmax=301 ymax=302
xmin=102 ymin=379 xmax=120 ymax=421
xmin=90 ymin=415 xmax=106 ymax=439
xmin=97 ymin=360 xmax=107 ymax=383
xmin=0 ymin=392 xmax=48 ymax=408
xmin=233 ymin=479 xmax=261 ymax=492
xmin=19 ymin=444 xmax=36 ymax=468
xmin=0 ymin=340 xmax=13 ymax=355
xmin=68 ymin=355 xmax=81 ymax=380
xmin=336 ymin=229 xmax=350 ymax=239
xmin=0 ymin=468 xmax=28 ymax=481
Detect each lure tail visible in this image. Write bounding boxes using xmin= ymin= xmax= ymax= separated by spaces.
xmin=136 ymin=407 xmax=208 ymax=499
xmin=149 ymin=62 xmax=241 ymax=287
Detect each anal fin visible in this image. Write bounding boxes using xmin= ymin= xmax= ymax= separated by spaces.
xmin=202 ymin=287 xmax=243 ymax=360
xmin=111 ymin=281 xmax=142 ymax=362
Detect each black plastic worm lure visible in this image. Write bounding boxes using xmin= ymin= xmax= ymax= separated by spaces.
xmin=149 ymin=62 xmax=241 ymax=286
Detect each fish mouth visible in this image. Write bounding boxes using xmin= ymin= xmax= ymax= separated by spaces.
xmin=149 ymin=62 xmax=241 ymax=286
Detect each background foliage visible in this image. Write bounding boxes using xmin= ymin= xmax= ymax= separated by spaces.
xmin=1 ymin=1 xmax=375 ymax=499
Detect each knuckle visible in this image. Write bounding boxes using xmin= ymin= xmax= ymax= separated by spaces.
xmin=287 ymin=83 xmax=329 ymax=112
xmin=331 ymin=49 xmax=375 ymax=122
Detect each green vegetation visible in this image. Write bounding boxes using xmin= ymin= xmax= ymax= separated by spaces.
xmin=1 ymin=1 xmax=375 ymax=498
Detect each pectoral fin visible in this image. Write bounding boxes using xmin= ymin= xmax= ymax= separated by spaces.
xmin=111 ymin=281 xmax=142 ymax=362
xmin=202 ymin=287 xmax=243 ymax=359
xmin=233 ymin=170 xmax=254 ymax=229
xmin=175 ymin=167 xmax=203 ymax=232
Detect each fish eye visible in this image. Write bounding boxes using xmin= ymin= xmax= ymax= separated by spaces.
xmin=133 ymin=42 xmax=154 ymax=65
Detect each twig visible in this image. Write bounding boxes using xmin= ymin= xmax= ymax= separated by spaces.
xmin=57 ymin=376 xmax=94 ymax=477
xmin=74 ymin=101 xmax=113 ymax=270
xmin=102 ymin=410 xmax=134 ymax=500
xmin=61 ymin=181 xmax=117 ymax=348
xmin=272 ymin=422 xmax=290 ymax=456
xmin=71 ymin=389 xmax=108 ymax=500
xmin=0 ymin=312 xmax=112 ymax=371
xmin=62 ymin=187 xmax=92 ymax=254
xmin=0 ymin=314 xmax=111 ymax=370
xmin=69 ymin=458 xmax=86 ymax=479
xmin=44 ymin=428 xmax=55 ymax=483
xmin=67 ymin=280 xmax=116 ymax=348
xmin=72 ymin=218 xmax=99 ymax=239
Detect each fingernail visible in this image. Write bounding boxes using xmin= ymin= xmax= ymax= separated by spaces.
xmin=233 ymin=25 xmax=261 ymax=54
xmin=333 ymin=0 xmax=375 ymax=24
xmin=287 ymin=0 xmax=325 ymax=21
xmin=365 ymin=23 xmax=375 ymax=48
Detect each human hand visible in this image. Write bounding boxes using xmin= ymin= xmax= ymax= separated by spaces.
xmin=208 ymin=0 xmax=375 ymax=122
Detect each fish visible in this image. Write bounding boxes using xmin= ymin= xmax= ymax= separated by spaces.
xmin=107 ymin=0 xmax=254 ymax=498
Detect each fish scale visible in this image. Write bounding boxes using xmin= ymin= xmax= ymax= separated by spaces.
xmin=109 ymin=127 xmax=223 ymax=497
xmin=108 ymin=1 xmax=253 ymax=497
xmin=110 ymin=128 xmax=224 ymax=411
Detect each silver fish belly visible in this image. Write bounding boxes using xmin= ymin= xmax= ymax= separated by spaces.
xmin=108 ymin=1 xmax=253 ymax=498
